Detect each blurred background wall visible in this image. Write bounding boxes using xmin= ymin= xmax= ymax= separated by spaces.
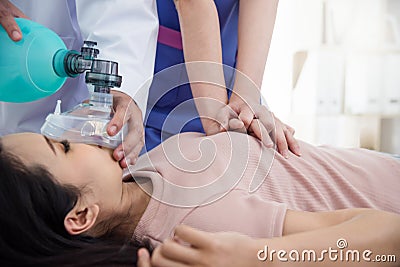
xmin=262 ymin=0 xmax=400 ymax=153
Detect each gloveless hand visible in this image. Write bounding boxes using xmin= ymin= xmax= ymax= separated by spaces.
xmin=228 ymin=98 xmax=301 ymax=158
xmin=0 ymin=0 xmax=28 ymax=41
xmin=107 ymin=91 xmax=144 ymax=168
xmin=150 ymin=225 xmax=258 ymax=267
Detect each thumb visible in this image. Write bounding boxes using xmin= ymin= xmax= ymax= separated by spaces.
xmin=216 ymin=105 xmax=238 ymax=131
xmin=107 ymin=106 xmax=125 ymax=136
xmin=137 ymin=248 xmax=151 ymax=267
xmin=2 ymin=17 xmax=22 ymax=41
xmin=174 ymin=225 xmax=210 ymax=248
xmin=228 ymin=118 xmax=246 ymax=133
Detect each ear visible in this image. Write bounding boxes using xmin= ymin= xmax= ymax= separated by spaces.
xmin=64 ymin=203 xmax=100 ymax=235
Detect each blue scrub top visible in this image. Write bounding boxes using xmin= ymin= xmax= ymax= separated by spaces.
xmin=145 ymin=0 xmax=239 ymax=151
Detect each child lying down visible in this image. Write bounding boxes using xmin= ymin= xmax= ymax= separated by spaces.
xmin=1 ymin=131 xmax=399 ymax=266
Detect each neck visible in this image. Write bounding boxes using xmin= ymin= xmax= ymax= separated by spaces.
xmin=89 ymin=179 xmax=152 ymax=240
xmin=120 ymin=179 xmax=152 ymax=238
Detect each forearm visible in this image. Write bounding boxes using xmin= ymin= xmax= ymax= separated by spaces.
xmin=231 ymin=0 xmax=279 ymax=103
xmin=251 ymin=210 xmax=400 ymax=266
xmin=174 ymin=0 xmax=228 ymax=113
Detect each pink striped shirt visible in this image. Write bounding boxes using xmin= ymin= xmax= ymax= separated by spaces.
xmin=127 ymin=132 xmax=400 ymax=247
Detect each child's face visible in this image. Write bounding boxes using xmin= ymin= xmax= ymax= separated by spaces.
xmin=3 ymin=133 xmax=126 ymax=212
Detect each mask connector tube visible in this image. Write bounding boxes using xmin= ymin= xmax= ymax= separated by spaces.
xmin=41 ymin=40 xmax=126 ymax=149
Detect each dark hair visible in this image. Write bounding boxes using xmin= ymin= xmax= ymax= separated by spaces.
xmin=0 ymin=140 xmax=150 ymax=266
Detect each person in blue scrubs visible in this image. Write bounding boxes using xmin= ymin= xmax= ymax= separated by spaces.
xmin=145 ymin=0 xmax=300 ymax=158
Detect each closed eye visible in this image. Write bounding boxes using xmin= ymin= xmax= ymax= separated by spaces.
xmin=60 ymin=140 xmax=70 ymax=153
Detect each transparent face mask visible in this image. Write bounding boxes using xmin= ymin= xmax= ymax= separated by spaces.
xmin=41 ymin=99 xmax=127 ymax=149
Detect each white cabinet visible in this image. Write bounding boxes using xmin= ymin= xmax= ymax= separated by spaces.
xmin=292 ymin=49 xmax=345 ymax=115
xmin=264 ymin=0 xmax=400 ymax=153
xmin=345 ymin=53 xmax=384 ymax=115
xmin=291 ymin=49 xmax=400 ymax=152
xmin=288 ymin=0 xmax=400 ymax=153
xmin=344 ymin=52 xmax=400 ymax=116
xmin=383 ymin=54 xmax=400 ymax=115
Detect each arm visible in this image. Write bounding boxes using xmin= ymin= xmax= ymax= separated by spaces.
xmin=76 ymin=0 xmax=158 ymax=167
xmin=264 ymin=209 xmax=400 ymax=266
xmin=232 ymin=0 xmax=278 ymax=104
xmin=176 ymin=0 xmax=277 ymax=111
xmin=174 ymin=0 xmax=230 ymax=135
xmin=149 ymin=209 xmax=400 ymax=266
xmin=230 ymin=0 xmax=301 ymax=157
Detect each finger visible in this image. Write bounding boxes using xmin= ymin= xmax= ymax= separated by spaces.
xmin=248 ymin=119 xmax=274 ymax=148
xmin=284 ymin=127 xmax=301 ymax=157
xmin=159 ymin=239 xmax=200 ymax=264
xmin=215 ymin=105 xmax=230 ymax=131
xmin=204 ymin=120 xmax=224 ymax=136
xmin=151 ymin=246 xmax=189 ymax=267
xmin=215 ymin=105 xmax=238 ymax=131
xmin=137 ymin=248 xmax=151 ymax=267
xmin=113 ymin=143 xmax=125 ymax=164
xmin=286 ymin=124 xmax=296 ymax=136
xmin=238 ymin=107 xmax=254 ymax=129
xmin=120 ymin=138 xmax=144 ymax=168
xmin=173 ymin=225 xmax=210 ymax=248
xmin=107 ymin=104 xmax=126 ymax=137
xmin=109 ymin=96 xmax=144 ymax=165
xmin=255 ymin=108 xmax=275 ymax=134
xmin=228 ymin=118 xmax=246 ymax=133
xmin=108 ymin=91 xmax=139 ymax=136
xmin=275 ymin=122 xmax=290 ymax=159
xmin=0 ymin=0 xmax=28 ymax=40
xmin=0 ymin=6 xmax=22 ymax=41
xmin=116 ymin=120 xmax=144 ymax=167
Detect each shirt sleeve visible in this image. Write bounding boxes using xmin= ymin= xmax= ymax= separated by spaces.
xmin=76 ymin=0 xmax=158 ymax=116
xmin=181 ymin=189 xmax=288 ymax=239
